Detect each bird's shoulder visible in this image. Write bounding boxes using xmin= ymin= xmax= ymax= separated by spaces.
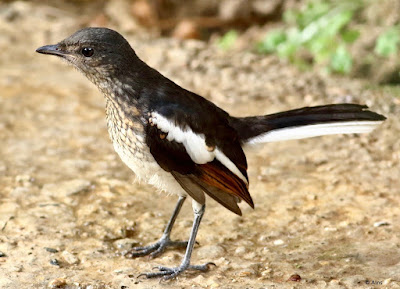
xmin=143 ymin=80 xmax=245 ymax=156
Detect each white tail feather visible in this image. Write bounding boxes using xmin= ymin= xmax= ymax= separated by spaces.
xmin=246 ymin=121 xmax=383 ymax=145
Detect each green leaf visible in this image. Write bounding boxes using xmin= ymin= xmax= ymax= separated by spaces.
xmin=342 ymin=29 xmax=360 ymax=43
xmin=323 ymin=9 xmax=353 ymax=37
xmin=218 ymin=30 xmax=238 ymax=50
xmin=296 ymin=1 xmax=331 ymax=28
xmin=258 ymin=29 xmax=287 ymax=53
xmin=277 ymin=41 xmax=298 ymax=59
xmin=258 ymin=0 xmax=363 ymax=74
xmin=374 ymin=28 xmax=400 ymax=57
xmin=330 ymin=45 xmax=353 ymax=74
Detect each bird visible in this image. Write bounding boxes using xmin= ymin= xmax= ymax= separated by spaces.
xmin=36 ymin=27 xmax=386 ymax=280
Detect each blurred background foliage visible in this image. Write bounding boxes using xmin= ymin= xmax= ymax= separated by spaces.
xmin=256 ymin=0 xmax=400 ymax=79
xmin=11 ymin=0 xmax=400 ymax=84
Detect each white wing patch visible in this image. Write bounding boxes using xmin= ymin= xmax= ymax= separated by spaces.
xmin=246 ymin=121 xmax=383 ymax=145
xmin=150 ymin=112 xmax=248 ymax=184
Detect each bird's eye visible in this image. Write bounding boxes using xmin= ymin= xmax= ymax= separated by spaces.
xmin=81 ymin=47 xmax=94 ymax=57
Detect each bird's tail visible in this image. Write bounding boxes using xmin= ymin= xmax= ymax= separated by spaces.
xmin=230 ymin=104 xmax=386 ymax=145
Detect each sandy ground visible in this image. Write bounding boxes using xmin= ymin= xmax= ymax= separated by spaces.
xmin=0 ymin=2 xmax=399 ymax=289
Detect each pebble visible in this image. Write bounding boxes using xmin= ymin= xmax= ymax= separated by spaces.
xmin=41 ymin=179 xmax=91 ymax=197
xmin=373 ymin=221 xmax=390 ymax=227
xmin=10 ymin=187 xmax=31 ymax=198
xmin=113 ymin=238 xmax=139 ymax=250
xmin=234 ymin=246 xmax=247 ymax=255
xmin=11 ymin=265 xmax=23 ymax=272
xmin=61 ymin=251 xmax=79 ymax=265
xmin=50 ymin=259 xmax=60 ymax=266
xmin=48 ymin=278 xmax=67 ymax=288
xmin=287 ymin=274 xmax=302 ymax=282
xmin=192 ymin=275 xmax=206 ymax=284
xmin=0 ymin=251 xmax=6 ymax=257
xmin=324 ymin=227 xmax=338 ymax=232
xmin=196 ymin=245 xmax=225 ymax=259
xmin=15 ymin=174 xmax=34 ymax=184
xmin=238 ymin=268 xmax=256 ymax=277
xmin=210 ymin=282 xmax=220 ymax=288
xmin=261 ymin=267 xmax=272 ymax=277
xmin=327 ymin=279 xmax=345 ymax=289
xmin=113 ymin=267 xmax=135 ymax=275
xmin=45 ymin=247 xmax=59 ymax=253
xmin=273 ymin=239 xmax=284 ymax=246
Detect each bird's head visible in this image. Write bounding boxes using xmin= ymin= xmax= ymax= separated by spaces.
xmin=36 ymin=27 xmax=140 ymax=85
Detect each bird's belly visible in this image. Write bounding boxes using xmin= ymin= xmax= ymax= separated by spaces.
xmin=108 ymin=124 xmax=187 ymax=197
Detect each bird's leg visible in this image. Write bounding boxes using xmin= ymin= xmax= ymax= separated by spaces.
xmin=139 ymin=201 xmax=215 ymax=280
xmin=124 ymin=196 xmax=188 ymax=258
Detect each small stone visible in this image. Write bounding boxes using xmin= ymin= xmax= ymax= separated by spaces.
xmin=234 ymin=246 xmax=247 ymax=255
xmin=192 ymin=275 xmax=206 ymax=284
xmin=273 ymin=239 xmax=284 ymax=246
xmin=61 ymin=251 xmax=79 ymax=265
xmin=196 ymin=245 xmax=225 ymax=259
xmin=15 ymin=174 xmax=32 ymax=183
xmin=10 ymin=187 xmax=30 ymax=198
xmin=328 ymin=279 xmax=340 ymax=285
xmin=373 ymin=221 xmax=390 ymax=227
xmin=11 ymin=265 xmax=23 ymax=272
xmin=324 ymin=227 xmax=337 ymax=232
xmin=45 ymin=247 xmax=59 ymax=253
xmin=0 ymin=251 xmax=6 ymax=257
xmin=261 ymin=267 xmax=272 ymax=277
xmin=113 ymin=238 xmax=139 ymax=250
xmin=238 ymin=269 xmax=255 ymax=277
xmin=113 ymin=267 xmax=135 ymax=275
xmin=41 ymin=179 xmax=91 ymax=197
xmin=288 ymin=274 xmax=301 ymax=282
xmin=327 ymin=279 xmax=346 ymax=289
xmin=50 ymin=259 xmax=60 ymax=266
xmin=306 ymin=194 xmax=318 ymax=201
xmin=48 ymin=278 xmax=67 ymax=288
xmin=243 ymin=252 xmax=256 ymax=259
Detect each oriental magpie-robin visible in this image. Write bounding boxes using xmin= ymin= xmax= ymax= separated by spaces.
xmin=36 ymin=27 xmax=385 ymax=279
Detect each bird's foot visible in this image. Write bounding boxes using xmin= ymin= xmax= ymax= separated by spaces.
xmin=138 ymin=262 xmax=216 ymax=280
xmin=123 ymin=236 xmax=188 ymax=259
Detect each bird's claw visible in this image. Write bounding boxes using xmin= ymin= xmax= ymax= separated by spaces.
xmin=137 ymin=262 xmax=216 ymax=280
xmin=123 ymin=237 xmax=189 ymax=259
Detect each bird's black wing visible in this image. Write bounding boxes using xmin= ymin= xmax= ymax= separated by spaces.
xmin=143 ymin=86 xmax=253 ymax=215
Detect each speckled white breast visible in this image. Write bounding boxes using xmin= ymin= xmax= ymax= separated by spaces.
xmin=105 ymin=100 xmax=187 ymax=197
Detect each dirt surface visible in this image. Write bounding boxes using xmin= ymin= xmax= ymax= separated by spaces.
xmin=1 ymin=2 xmax=399 ymax=289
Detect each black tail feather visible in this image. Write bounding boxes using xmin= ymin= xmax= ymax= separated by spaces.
xmin=230 ymin=104 xmax=386 ymax=143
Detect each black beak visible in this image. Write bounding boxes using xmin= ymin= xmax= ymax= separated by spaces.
xmin=36 ymin=44 xmax=66 ymax=57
